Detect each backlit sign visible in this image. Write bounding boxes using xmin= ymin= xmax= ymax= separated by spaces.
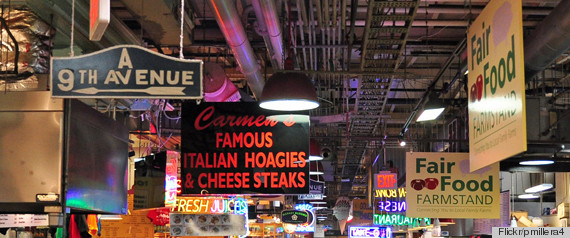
xmin=378 ymin=201 xmax=406 ymax=212
xmin=89 ymin=0 xmax=109 ymax=41
xmin=295 ymin=204 xmax=315 ymax=233
xmin=181 ymin=103 xmax=310 ymax=194
xmin=165 ymin=151 xmax=178 ymax=207
xmin=171 ymin=197 xmax=248 ymax=214
xmin=373 ymin=214 xmax=430 ymax=228
xmin=282 ymin=210 xmax=309 ymax=224
xmin=374 ymin=173 xmax=397 ymax=189
xmin=348 ymin=226 xmax=392 ymax=238
xmin=374 ymin=187 xmax=406 ymax=198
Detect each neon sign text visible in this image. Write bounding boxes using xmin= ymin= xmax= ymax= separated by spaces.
xmin=349 ymin=227 xmax=392 ymax=238
xmin=374 ymin=187 xmax=406 ymax=198
xmin=164 ymin=154 xmax=178 ymax=207
xmin=375 ymin=173 xmax=397 ymax=189
xmin=373 ymin=214 xmax=430 ymax=227
xmin=295 ymin=204 xmax=315 ymax=232
xmin=378 ymin=201 xmax=406 ymax=212
xmin=172 ymin=197 xmax=246 ymax=214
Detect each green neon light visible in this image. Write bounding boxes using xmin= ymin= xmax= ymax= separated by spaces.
xmin=373 ymin=214 xmax=431 ymax=227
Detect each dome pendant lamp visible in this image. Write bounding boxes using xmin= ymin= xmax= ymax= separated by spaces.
xmin=259 ymin=72 xmax=319 ymax=111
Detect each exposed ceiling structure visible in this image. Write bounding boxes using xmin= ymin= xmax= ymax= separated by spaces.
xmin=8 ymin=0 xmax=569 ymax=211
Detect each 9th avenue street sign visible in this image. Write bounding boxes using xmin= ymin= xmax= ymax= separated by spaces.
xmin=51 ymin=45 xmax=203 ymax=99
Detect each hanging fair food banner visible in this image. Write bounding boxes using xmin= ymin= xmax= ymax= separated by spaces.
xmin=51 ymin=45 xmax=203 ymax=99
xmin=406 ymin=152 xmax=500 ymax=219
xmin=180 ymin=102 xmax=310 ymax=194
xmin=467 ymin=0 xmax=526 ymax=172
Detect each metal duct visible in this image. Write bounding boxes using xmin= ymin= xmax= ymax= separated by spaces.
xmin=0 ymin=7 xmax=53 ymax=91
xmin=203 ymin=62 xmax=242 ymax=102
xmin=207 ymin=0 xmax=265 ymax=98
xmin=524 ymin=0 xmax=570 ymax=80
xmin=252 ymin=0 xmax=284 ymax=69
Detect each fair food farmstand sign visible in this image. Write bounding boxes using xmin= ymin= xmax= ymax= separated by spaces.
xmin=406 ymin=152 xmax=500 ymax=219
xmin=180 ymin=102 xmax=310 ymax=195
xmin=467 ymin=0 xmax=526 ymax=172
xmin=51 ymin=45 xmax=203 ymax=99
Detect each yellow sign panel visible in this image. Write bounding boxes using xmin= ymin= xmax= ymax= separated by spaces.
xmin=406 ymin=152 xmax=500 ymax=219
xmin=467 ymin=0 xmax=526 ymax=172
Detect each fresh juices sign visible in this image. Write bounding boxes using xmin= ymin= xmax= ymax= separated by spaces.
xmin=467 ymin=0 xmax=526 ymax=172
xmin=406 ymin=152 xmax=500 ymax=219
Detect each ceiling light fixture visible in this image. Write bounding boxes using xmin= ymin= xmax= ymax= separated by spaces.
xmin=398 ymin=135 xmax=406 ymax=147
xmin=518 ymin=194 xmax=540 ymax=199
xmin=259 ymin=72 xmax=319 ymax=111
xmin=524 ymin=183 xmax=553 ymax=193
xmin=99 ymin=215 xmax=123 ymax=220
xmin=416 ymin=95 xmax=445 ymax=122
xmin=519 ymin=160 xmax=554 ymax=165
xmin=309 ymin=201 xmax=327 ymax=205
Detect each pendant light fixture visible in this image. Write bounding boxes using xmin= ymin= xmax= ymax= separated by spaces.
xmin=259 ymin=72 xmax=319 ymax=111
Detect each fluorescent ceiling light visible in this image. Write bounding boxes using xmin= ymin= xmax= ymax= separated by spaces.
xmin=525 ymin=183 xmax=553 ymax=193
xmin=309 ymin=155 xmax=323 ymax=161
xmin=309 ymin=171 xmax=324 ymax=175
xmin=519 ymin=160 xmax=554 ymax=165
xmin=416 ymin=108 xmax=445 ymax=121
xmin=260 ymin=100 xmax=319 ymax=111
xmin=99 ymin=215 xmax=123 ymax=220
xmin=309 ymin=201 xmax=327 ymax=205
xmin=518 ymin=194 xmax=539 ymax=199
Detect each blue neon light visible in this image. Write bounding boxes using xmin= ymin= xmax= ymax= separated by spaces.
xmin=378 ymin=200 xmax=406 ymax=212
xmin=294 ymin=203 xmax=315 ymax=233
xmin=349 ymin=226 xmax=392 ymax=238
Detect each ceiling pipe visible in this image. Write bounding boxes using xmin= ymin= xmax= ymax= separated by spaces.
xmin=252 ymin=0 xmax=285 ymax=69
xmin=524 ymin=0 xmax=570 ymax=80
xmin=207 ymin=0 xmax=265 ymax=98
xmin=291 ymin=6 xmax=553 ymax=16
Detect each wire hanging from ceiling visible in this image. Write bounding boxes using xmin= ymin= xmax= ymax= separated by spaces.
xmin=70 ymin=0 xmax=75 ymax=56
xmin=179 ymin=0 xmax=185 ymax=59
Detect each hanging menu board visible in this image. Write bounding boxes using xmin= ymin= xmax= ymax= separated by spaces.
xmin=0 ymin=214 xmax=49 ymax=228
xmin=180 ymin=102 xmax=310 ymax=195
